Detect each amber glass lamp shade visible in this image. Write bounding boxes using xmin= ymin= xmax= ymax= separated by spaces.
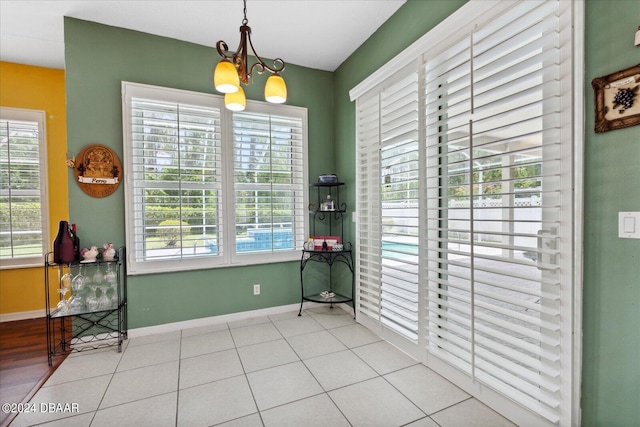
xmin=214 ymin=60 xmax=240 ymax=93
xmin=225 ymin=86 xmax=246 ymax=111
xmin=264 ymin=75 xmax=287 ymax=104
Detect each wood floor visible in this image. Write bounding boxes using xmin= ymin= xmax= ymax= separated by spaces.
xmin=0 ymin=317 xmax=68 ymax=427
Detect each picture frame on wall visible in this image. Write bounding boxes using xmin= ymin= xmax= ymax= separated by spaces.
xmin=591 ymin=63 xmax=640 ymax=133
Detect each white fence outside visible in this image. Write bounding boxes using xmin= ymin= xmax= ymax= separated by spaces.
xmin=382 ymin=196 xmax=542 ymax=250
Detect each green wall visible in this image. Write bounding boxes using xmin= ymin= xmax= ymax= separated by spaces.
xmin=582 ymin=1 xmax=640 ymax=425
xmin=333 ymin=0 xmax=467 ymax=243
xmin=333 ymin=0 xmax=640 ymax=426
xmin=64 ymin=18 xmax=334 ymax=328
xmin=65 ymin=0 xmax=640 ymax=423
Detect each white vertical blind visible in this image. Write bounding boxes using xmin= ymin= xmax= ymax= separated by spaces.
xmin=353 ymin=1 xmax=578 ymax=425
xmin=0 ymin=108 xmax=48 ymax=267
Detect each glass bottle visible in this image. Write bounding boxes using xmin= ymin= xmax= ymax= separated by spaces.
xmin=70 ymin=223 xmax=80 ymax=261
xmin=323 ymin=194 xmax=334 ymax=211
xmin=53 ymin=220 xmax=75 ymax=264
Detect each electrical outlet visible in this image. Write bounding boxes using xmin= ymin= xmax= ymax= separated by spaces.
xmin=253 ymin=284 xmax=260 ymax=295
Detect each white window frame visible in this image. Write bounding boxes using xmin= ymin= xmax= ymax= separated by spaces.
xmin=0 ymin=107 xmax=50 ymax=269
xmin=229 ymin=102 xmax=308 ymax=264
xmin=122 ymin=82 xmax=308 ymax=275
xmin=350 ymin=1 xmax=584 ymax=426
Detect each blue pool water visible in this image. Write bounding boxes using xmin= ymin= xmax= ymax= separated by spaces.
xmin=207 ymin=228 xmax=293 ymax=253
xmin=381 ymin=241 xmax=419 ymax=260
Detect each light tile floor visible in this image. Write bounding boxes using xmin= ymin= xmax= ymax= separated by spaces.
xmin=11 ymin=307 xmax=516 ymax=427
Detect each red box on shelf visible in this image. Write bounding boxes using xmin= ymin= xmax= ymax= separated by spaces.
xmin=311 ymin=236 xmax=341 ymax=251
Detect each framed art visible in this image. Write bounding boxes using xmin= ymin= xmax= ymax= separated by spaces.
xmin=591 ymin=63 xmax=640 ymax=133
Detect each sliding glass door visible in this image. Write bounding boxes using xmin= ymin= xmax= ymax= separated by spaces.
xmin=354 ymin=2 xmax=580 ymax=425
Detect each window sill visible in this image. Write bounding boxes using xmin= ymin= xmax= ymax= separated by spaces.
xmin=127 ymin=251 xmax=301 ymax=276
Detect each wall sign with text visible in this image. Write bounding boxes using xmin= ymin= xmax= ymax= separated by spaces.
xmin=74 ymin=144 xmax=122 ymax=198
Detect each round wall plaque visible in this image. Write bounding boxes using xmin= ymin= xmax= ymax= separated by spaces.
xmin=73 ymin=144 xmax=122 ymax=198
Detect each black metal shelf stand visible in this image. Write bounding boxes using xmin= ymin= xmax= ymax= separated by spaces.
xmin=299 ymin=179 xmax=355 ymax=317
xmin=308 ymin=181 xmax=346 ymax=238
xmin=44 ymin=246 xmax=127 ymax=366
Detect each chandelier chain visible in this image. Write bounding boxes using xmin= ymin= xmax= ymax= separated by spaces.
xmin=242 ymin=0 xmax=248 ymax=25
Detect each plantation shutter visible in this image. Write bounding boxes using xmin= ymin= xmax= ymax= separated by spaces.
xmin=424 ymin=1 xmax=572 ymax=424
xmin=123 ymin=82 xmax=308 ymax=273
xmin=129 ymin=97 xmax=222 ymax=265
xmin=353 ymin=1 xmax=578 ymax=425
xmin=233 ymin=111 xmax=305 ymax=254
xmin=356 ymin=66 xmax=421 ymax=342
xmin=0 ymin=109 xmax=48 ymax=266
xmin=356 ymin=94 xmax=382 ymax=321
xmin=379 ymin=71 xmax=420 ymax=341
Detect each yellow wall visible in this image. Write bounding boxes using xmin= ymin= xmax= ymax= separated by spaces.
xmin=0 ymin=62 xmax=68 ymax=316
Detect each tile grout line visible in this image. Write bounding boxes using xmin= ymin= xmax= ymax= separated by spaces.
xmin=270 ymin=310 xmax=352 ymax=426
xmin=426 ymin=395 xmax=476 ymax=420
xmin=174 ymin=328 xmax=183 ymax=427
xmin=31 ymin=307 xmax=490 ymax=427
xmin=233 ymin=319 xmax=266 ymax=426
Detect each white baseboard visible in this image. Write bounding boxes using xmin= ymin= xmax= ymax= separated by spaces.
xmin=0 ymin=302 xmax=352 ymax=335
xmin=128 ymin=301 xmax=328 ymax=338
xmin=0 ymin=309 xmax=46 ymax=322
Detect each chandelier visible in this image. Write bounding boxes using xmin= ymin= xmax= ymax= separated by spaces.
xmin=213 ymin=0 xmax=287 ymax=111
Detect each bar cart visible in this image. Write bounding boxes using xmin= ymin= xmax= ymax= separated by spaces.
xmin=44 ymin=246 xmax=127 ymax=365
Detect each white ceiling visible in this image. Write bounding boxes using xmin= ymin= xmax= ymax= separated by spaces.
xmin=0 ymin=0 xmax=405 ymax=71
